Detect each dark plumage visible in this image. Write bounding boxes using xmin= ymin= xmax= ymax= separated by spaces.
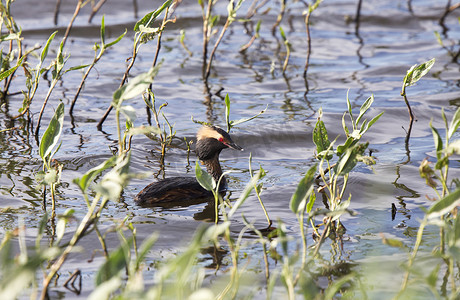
xmin=134 ymin=126 xmax=243 ymax=206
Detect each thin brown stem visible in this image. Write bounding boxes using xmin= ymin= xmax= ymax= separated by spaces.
xmin=54 ymin=0 xmax=61 ymax=25
xmin=202 ymin=0 xmax=213 ymax=79
xmin=62 ymin=0 xmax=85 ymax=49
xmin=312 ymin=216 xmax=332 ymax=257
xmin=303 ymin=11 xmax=312 ymax=88
xmin=271 ymin=0 xmax=286 ymax=35
xmin=70 ymin=60 xmax=95 ymax=115
xmin=97 ymin=53 xmax=136 ymax=130
xmin=204 ymin=19 xmax=230 ymax=82
xmin=34 ymin=80 xmax=58 ymax=138
xmin=40 ymin=196 xmax=107 ymax=299
xmin=88 ymin=0 xmax=107 ymax=23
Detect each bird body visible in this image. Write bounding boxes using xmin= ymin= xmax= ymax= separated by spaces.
xmin=134 ymin=126 xmax=242 ymax=206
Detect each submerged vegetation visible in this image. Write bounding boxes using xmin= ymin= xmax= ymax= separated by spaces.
xmin=0 ymin=0 xmax=459 ymax=299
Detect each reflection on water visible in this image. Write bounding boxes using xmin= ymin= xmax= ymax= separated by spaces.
xmin=0 ymin=0 xmax=459 ymax=297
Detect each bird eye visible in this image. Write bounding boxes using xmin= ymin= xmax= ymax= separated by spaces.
xmin=218 ymin=137 xmax=224 ymax=142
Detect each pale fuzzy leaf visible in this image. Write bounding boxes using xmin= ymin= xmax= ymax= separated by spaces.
xmin=448 ymin=107 xmax=460 ymax=140
xmin=195 ymin=161 xmax=215 ymax=191
xmin=88 ymin=277 xmax=122 ymax=300
xmin=127 ymin=125 xmax=161 ymax=136
xmin=73 ymin=156 xmax=117 ymax=193
xmin=427 ymin=188 xmax=460 ymax=219
xmin=356 ymin=94 xmax=374 ymax=125
xmin=39 ymin=101 xmax=65 ymax=160
xmin=188 ymin=288 xmax=214 ymax=300
xmin=444 ymin=139 xmax=460 ymax=155
xmin=120 ymin=105 xmax=137 ymax=123
xmin=290 ymin=164 xmax=317 ymax=214
xmin=404 ymin=58 xmax=435 ymax=87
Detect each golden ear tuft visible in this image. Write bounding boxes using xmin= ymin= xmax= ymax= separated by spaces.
xmin=197 ymin=126 xmax=223 ymax=141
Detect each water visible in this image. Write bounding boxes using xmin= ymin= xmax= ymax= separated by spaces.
xmin=0 ymin=0 xmax=459 ymax=298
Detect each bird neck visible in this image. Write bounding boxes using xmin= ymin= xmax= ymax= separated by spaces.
xmin=201 ymin=154 xmax=225 ymax=184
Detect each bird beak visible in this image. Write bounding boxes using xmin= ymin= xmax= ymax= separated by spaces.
xmin=227 ymin=142 xmax=243 ymax=151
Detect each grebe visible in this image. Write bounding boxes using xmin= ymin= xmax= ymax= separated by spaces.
xmin=134 ymin=125 xmax=243 ymax=205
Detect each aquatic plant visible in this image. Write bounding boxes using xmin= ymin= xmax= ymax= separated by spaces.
xmin=36 ymin=101 xmax=64 ymax=221
xmin=401 ymin=57 xmax=435 ymax=145
xmin=98 ymin=0 xmax=175 ymax=129
xmin=396 ymin=106 xmax=460 ymax=299
xmin=70 ymin=15 xmax=127 ymax=115
xmin=308 ymin=94 xmax=383 ymax=253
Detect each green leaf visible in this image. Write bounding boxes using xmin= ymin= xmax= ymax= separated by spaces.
xmin=306 ymin=191 xmax=316 ymax=213
xmin=56 ymin=209 xmax=75 ymax=245
xmin=0 ymin=56 xmax=23 ymax=81
xmin=228 ymin=167 xmax=266 ymax=218
xmin=225 ymin=94 xmax=231 ymax=132
xmin=95 ymin=238 xmax=132 ymax=285
xmin=229 ymin=105 xmax=268 ymax=128
xmin=39 ymin=101 xmax=65 ymax=161
xmin=346 ymin=90 xmax=354 ymax=129
xmin=100 ymin=15 xmax=106 ymax=45
xmin=65 ymin=64 xmax=90 ymax=72
xmin=290 ymin=164 xmax=317 ymax=213
xmin=382 ymin=236 xmax=405 ymax=248
xmin=279 ymin=26 xmax=287 ymax=41
xmin=135 ymin=233 xmax=158 ymax=268
xmin=426 ymin=264 xmax=441 ymax=288
xmin=119 ymin=105 xmax=137 ymax=123
xmin=337 ymin=136 xmax=356 ymax=156
xmin=430 ymin=121 xmax=443 ymax=160
xmin=41 ymin=31 xmax=58 ymax=63
xmin=355 ymin=94 xmax=374 ymax=126
xmin=54 ymin=39 xmax=65 ymax=78
xmin=361 ymin=111 xmax=384 ymax=135
xmin=255 ymin=20 xmax=261 ymax=34
xmin=195 ymin=161 xmax=215 ymax=191
xmin=313 ymin=119 xmax=331 ymax=157
xmin=324 ymin=274 xmax=355 ymax=300
xmin=0 ymin=32 xmax=20 ymax=42
xmin=427 ymin=187 xmax=460 ymax=219
xmin=335 ymin=142 xmax=368 ymax=176
xmin=448 ymin=107 xmax=460 ymax=140
xmin=134 ymin=0 xmax=173 ymax=32
xmin=112 ymin=65 xmax=161 ymax=107
xmin=127 ymin=125 xmax=161 ymax=136
xmin=73 ymin=156 xmax=117 ymax=193
xmin=104 ymin=29 xmax=127 ymax=49
xmin=420 ymin=159 xmax=437 ymax=188
xmin=341 ymin=112 xmax=349 ymax=136
xmin=403 ymin=58 xmax=435 ymax=88
xmin=444 ymin=139 xmax=460 ymax=157
xmin=95 ymin=153 xmax=131 ymax=201
xmin=88 ymin=277 xmax=122 ymax=300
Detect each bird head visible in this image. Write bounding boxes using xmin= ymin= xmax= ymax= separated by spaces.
xmin=195 ymin=126 xmax=243 ymax=160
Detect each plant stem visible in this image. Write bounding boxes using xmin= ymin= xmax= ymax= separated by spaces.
xmin=293 ymin=209 xmax=307 ymax=285
xmin=204 ymin=18 xmax=230 ymax=82
xmin=400 ymin=217 xmax=427 ymax=293
xmin=35 ymin=79 xmax=58 ymax=138
xmin=201 ymin=0 xmax=213 ymax=79
xmin=303 ymin=7 xmax=312 ymax=89
xmin=40 ymin=195 xmax=105 ymax=299
xmin=62 ymin=0 xmax=84 ymax=48
xmin=271 ymin=0 xmax=285 ymax=34
xmin=313 ymin=216 xmax=332 ymax=257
